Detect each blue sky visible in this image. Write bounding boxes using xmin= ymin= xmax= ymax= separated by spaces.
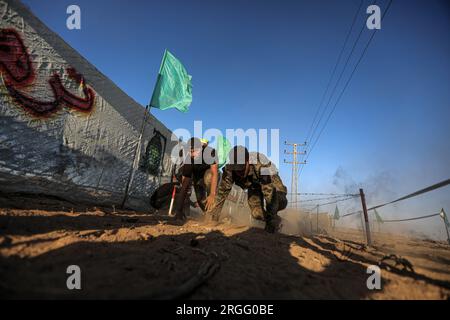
xmin=22 ymin=0 xmax=450 ymax=236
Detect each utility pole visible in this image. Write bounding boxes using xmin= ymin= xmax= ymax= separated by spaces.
xmin=284 ymin=141 xmax=306 ymax=209
xmin=359 ymin=188 xmax=372 ymax=246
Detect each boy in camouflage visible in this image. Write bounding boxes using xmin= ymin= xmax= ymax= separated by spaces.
xmin=174 ymin=137 xmax=219 ymax=220
xmin=209 ymin=146 xmax=288 ymax=233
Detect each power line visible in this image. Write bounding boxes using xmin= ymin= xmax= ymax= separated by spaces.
xmin=319 ymin=195 xmax=359 ymax=207
xmin=299 ymin=1 xmax=377 ymax=165
xmin=307 ymin=0 xmax=371 ymax=153
xmin=287 ymin=192 xmax=357 ymax=196
xmin=300 ymin=0 xmax=394 ymax=177
xmin=303 ymin=195 xmax=359 ymax=210
xmin=289 ymin=194 xmax=358 ymax=203
xmin=307 ymin=0 xmax=393 ymax=161
xmin=306 ymin=0 xmax=393 ymax=163
xmin=304 ymin=0 xmax=364 ymax=146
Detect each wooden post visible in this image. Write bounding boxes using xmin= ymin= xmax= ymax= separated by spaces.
xmin=316 ymin=205 xmax=319 ymax=234
xmin=440 ymin=208 xmax=450 ymax=245
xmin=359 ymin=188 xmax=372 ymax=246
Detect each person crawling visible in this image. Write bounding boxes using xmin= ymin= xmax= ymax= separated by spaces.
xmin=208 ymin=146 xmax=288 ymax=233
xmin=173 ymin=137 xmax=219 ymax=220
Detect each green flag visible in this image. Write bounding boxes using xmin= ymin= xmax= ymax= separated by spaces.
xmin=374 ymin=209 xmax=384 ymax=223
xmin=217 ymin=136 xmax=232 ymax=169
xmin=150 ymin=50 xmax=192 ymax=112
xmin=333 ymin=205 xmax=340 ymax=220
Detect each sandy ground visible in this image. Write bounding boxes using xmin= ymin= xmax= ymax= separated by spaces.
xmin=0 ymin=198 xmax=449 ymax=299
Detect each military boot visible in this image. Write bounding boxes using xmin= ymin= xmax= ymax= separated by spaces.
xmin=264 ymin=215 xmax=282 ymax=233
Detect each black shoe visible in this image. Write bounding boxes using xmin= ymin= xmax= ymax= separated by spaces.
xmin=174 ymin=209 xmax=186 ymax=221
xmin=264 ymin=215 xmax=281 ymax=234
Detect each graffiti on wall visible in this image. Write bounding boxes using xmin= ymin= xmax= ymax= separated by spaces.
xmin=0 ymin=28 xmax=95 ymax=117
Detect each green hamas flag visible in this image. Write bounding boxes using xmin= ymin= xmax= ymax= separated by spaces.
xmin=374 ymin=209 xmax=384 ymax=223
xmin=150 ymin=50 xmax=192 ymax=112
xmin=217 ymin=136 xmax=232 ymax=169
xmin=334 ymin=206 xmax=340 ymax=220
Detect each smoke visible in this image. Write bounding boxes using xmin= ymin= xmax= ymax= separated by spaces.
xmin=213 ymin=166 xmax=448 ymax=242
xmin=333 ymin=166 xmax=397 ymax=204
xmin=331 ymin=166 xmax=449 ymax=241
xmin=224 ymin=199 xmax=318 ymax=236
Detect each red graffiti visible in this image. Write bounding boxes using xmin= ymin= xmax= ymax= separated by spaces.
xmin=0 ymin=28 xmax=95 ymax=117
xmin=0 ymin=28 xmax=34 ymax=86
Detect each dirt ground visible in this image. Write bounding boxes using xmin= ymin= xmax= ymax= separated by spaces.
xmin=0 ymin=196 xmax=449 ymax=299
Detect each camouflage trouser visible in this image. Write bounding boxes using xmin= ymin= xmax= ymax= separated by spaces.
xmin=193 ymin=169 xmax=218 ymax=212
xmin=247 ymin=184 xmax=288 ymax=222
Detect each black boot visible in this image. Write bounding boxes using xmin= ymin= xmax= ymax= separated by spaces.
xmin=264 ymin=215 xmax=281 ymax=233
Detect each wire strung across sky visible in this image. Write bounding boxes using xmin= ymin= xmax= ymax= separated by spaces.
xmin=341 ymin=178 xmax=450 ymax=218
xmin=287 ymin=192 xmax=357 ymax=196
xmin=303 ymin=0 xmax=364 ymax=147
xmin=288 ymin=194 xmax=359 ymax=204
xmin=305 ymin=0 xmax=369 ymax=157
xmin=301 ymin=195 xmax=360 ymax=212
xmin=299 ymin=0 xmax=365 ymax=171
xmin=299 ymin=0 xmax=394 ymax=177
xmin=380 ymin=212 xmax=441 ymax=223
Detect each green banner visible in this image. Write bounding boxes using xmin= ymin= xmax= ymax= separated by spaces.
xmin=374 ymin=209 xmax=384 ymax=223
xmin=150 ymin=50 xmax=192 ymax=112
xmin=333 ymin=205 xmax=340 ymax=220
xmin=217 ymin=136 xmax=232 ymax=169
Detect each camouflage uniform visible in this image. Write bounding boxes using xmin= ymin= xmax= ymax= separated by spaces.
xmin=210 ymin=152 xmax=288 ymax=223
xmin=174 ymin=145 xmax=218 ymax=218
xmin=192 ymin=168 xmax=214 ymax=212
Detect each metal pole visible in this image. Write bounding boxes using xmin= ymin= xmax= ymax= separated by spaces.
xmin=359 ymin=188 xmax=372 ymax=246
xmin=440 ymin=208 xmax=450 ymax=245
xmin=316 ymin=205 xmax=319 ymax=233
xmin=284 ymin=141 xmax=306 ymax=211
xmin=359 ymin=211 xmax=365 ymax=233
xmin=121 ymin=105 xmax=149 ymax=209
xmin=292 ymin=144 xmax=297 ymax=209
xmin=167 ymin=185 xmax=177 ymax=216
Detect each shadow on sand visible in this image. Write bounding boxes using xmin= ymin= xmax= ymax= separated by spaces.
xmin=1 ymin=210 xmax=449 ymax=299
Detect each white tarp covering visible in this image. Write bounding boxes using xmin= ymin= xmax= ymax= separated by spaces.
xmin=0 ymin=0 xmax=176 ymax=210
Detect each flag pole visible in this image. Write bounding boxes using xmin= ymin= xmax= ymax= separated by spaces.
xmin=120 ymin=50 xmax=168 ymax=209
xmin=120 ymin=104 xmax=150 ymax=209
xmin=148 ymin=49 xmax=168 ymax=111
xmin=148 ymin=49 xmax=169 ymax=181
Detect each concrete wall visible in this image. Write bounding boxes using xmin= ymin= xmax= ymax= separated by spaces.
xmin=0 ymin=0 xmax=177 ymax=210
